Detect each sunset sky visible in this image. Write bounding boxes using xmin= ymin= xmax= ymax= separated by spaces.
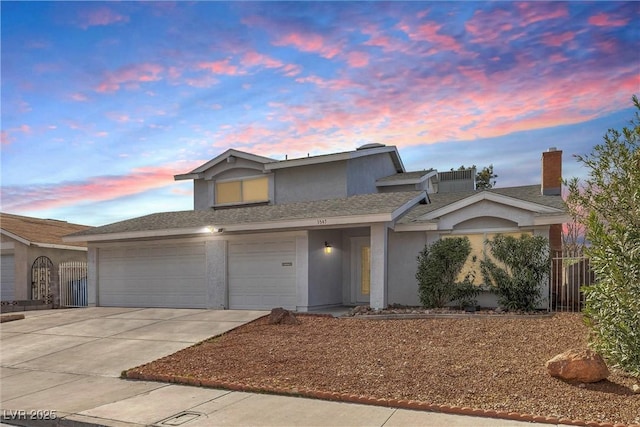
xmin=2 ymin=1 xmax=638 ymax=226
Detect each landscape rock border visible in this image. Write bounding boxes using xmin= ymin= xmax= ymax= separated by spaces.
xmin=123 ymin=369 xmax=639 ymax=427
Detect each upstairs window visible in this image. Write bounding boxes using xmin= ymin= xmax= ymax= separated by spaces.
xmin=215 ymin=176 xmax=269 ymax=205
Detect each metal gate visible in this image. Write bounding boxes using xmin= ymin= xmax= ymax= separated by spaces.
xmin=31 ymin=256 xmax=53 ymax=302
xmin=59 ymin=261 xmax=88 ymax=307
xmin=549 ymin=253 xmax=594 ymax=312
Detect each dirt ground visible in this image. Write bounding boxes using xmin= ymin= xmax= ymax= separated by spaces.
xmin=127 ymin=313 xmax=640 ymax=425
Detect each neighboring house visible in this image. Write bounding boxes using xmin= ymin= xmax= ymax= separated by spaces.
xmin=65 ymin=145 xmax=568 ymax=311
xmin=1 ymin=213 xmax=90 ymax=302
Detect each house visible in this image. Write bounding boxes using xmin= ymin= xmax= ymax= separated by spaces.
xmin=1 ymin=213 xmax=90 ymax=303
xmin=65 ymin=145 xmax=568 ymax=311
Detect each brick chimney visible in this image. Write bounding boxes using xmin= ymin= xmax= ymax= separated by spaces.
xmin=541 ymin=147 xmax=562 ymax=196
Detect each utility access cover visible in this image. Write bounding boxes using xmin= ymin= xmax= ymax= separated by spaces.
xmin=157 ymin=411 xmax=203 ymax=426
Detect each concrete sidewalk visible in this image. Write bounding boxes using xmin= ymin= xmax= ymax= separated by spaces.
xmin=1 ymin=307 xmax=545 ymax=427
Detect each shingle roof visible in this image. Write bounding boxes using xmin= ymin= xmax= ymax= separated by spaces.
xmin=68 ymin=191 xmax=426 ymax=238
xmin=398 ymin=185 xmax=566 ymax=224
xmin=0 ymin=213 xmax=91 ymax=247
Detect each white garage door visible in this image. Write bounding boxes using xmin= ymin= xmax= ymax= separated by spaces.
xmin=228 ymin=239 xmax=297 ymax=310
xmin=98 ymin=242 xmax=206 ymax=308
xmin=1 ymin=254 xmax=15 ymax=301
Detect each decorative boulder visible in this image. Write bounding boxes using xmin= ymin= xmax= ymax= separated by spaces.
xmin=545 ymin=348 xmax=609 ymax=383
xmin=268 ymin=307 xmax=300 ymax=325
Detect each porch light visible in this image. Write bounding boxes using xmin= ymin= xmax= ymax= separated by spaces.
xmin=324 ymin=241 xmax=333 ymax=254
xmin=206 ymin=226 xmax=224 ymax=233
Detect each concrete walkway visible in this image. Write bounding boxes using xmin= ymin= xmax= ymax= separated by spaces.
xmin=1 ymin=307 xmax=547 ymax=427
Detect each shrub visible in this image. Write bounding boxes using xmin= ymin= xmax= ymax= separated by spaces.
xmin=416 ymin=237 xmax=477 ymax=308
xmin=480 ymin=234 xmax=549 ymax=311
xmin=565 ymin=95 xmax=640 ymax=376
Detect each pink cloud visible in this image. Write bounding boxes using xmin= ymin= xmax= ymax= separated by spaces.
xmin=361 ymin=24 xmax=411 ymax=53
xmin=404 ymin=22 xmax=464 ymax=53
xmin=1 ymin=161 xmax=203 ymax=213
xmin=105 ymin=112 xmax=132 ymax=123
xmin=78 ymin=7 xmax=129 ymax=29
xmin=588 ymin=12 xmax=629 ymax=27
xmin=295 ymin=75 xmax=361 ymax=91
xmin=1 ymin=131 xmax=12 ymax=146
xmin=197 ymin=59 xmax=242 ymax=75
xmin=242 ymin=51 xmax=282 ymax=69
xmin=346 ymin=51 xmax=370 ymax=68
xmin=240 ymin=51 xmax=302 ymax=76
xmin=465 ymin=9 xmax=515 ymax=44
xmin=274 ymin=32 xmax=341 ymax=59
xmin=95 ymin=63 xmax=164 ymax=93
xmin=542 ymin=31 xmax=575 ymax=47
xmin=516 ymin=3 xmax=568 ymax=26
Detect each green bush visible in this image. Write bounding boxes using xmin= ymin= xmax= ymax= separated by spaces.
xmin=480 ymin=234 xmax=549 ymax=311
xmin=416 ymin=237 xmax=478 ymax=308
xmin=565 ymin=95 xmax=640 ymax=376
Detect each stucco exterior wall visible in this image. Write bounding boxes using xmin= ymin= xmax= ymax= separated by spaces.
xmin=274 ymin=161 xmax=347 ymax=204
xmin=347 ymin=153 xmax=398 ymax=196
xmin=307 ymin=229 xmax=343 ymax=308
xmin=387 ymin=230 xmax=426 ymax=306
xmin=1 ymin=234 xmax=87 ymax=301
xmin=193 ymin=179 xmax=210 ymax=210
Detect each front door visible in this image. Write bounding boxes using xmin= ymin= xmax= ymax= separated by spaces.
xmin=351 ymin=237 xmax=371 ymax=304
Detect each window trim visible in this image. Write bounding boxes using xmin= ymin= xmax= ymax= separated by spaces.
xmin=214 ymin=175 xmax=270 ymax=207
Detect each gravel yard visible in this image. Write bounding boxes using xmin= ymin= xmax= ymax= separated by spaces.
xmin=127 ymin=313 xmax=639 ymax=425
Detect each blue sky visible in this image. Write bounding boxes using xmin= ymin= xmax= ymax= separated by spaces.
xmin=1 ymin=1 xmax=638 ymax=226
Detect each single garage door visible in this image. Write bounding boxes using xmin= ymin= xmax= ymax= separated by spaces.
xmin=228 ymin=239 xmax=297 ymax=310
xmin=1 ymin=254 xmax=15 ymax=301
xmin=98 ymin=242 xmax=206 ymax=308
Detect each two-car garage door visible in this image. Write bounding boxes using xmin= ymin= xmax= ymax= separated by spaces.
xmin=98 ymin=242 xmax=207 ymax=308
xmin=97 ymin=238 xmax=297 ymax=310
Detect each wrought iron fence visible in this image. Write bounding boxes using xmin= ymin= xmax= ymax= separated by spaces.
xmin=59 ymin=261 xmax=88 ymax=307
xmin=549 ymin=251 xmax=594 ymax=312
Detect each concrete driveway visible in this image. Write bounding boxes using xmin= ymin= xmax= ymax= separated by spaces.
xmin=1 ymin=307 xmax=544 ymax=427
xmin=0 ymin=307 xmax=267 ymax=425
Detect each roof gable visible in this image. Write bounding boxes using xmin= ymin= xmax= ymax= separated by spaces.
xmin=0 ymin=212 xmax=90 ymax=249
xmin=417 ymin=190 xmax=562 ymax=221
xmin=174 ymin=149 xmax=276 ymax=180
xmin=396 ymin=185 xmax=568 ymax=230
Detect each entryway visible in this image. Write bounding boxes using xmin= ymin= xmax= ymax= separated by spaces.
xmin=351 ymin=236 xmax=371 ymax=305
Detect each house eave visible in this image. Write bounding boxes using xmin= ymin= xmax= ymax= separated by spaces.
xmin=64 ymin=212 xmax=402 ymax=243
xmin=174 ymin=173 xmax=202 ymax=181
xmin=533 ymin=213 xmax=571 ymax=226
xmin=376 ymin=171 xmax=437 ymax=187
xmin=264 ymin=145 xmax=405 ymax=173
xmin=393 ymin=222 xmax=439 ymax=232
xmin=32 ymin=242 xmax=88 ymax=251
xmin=1 ymin=229 xmax=31 ymax=246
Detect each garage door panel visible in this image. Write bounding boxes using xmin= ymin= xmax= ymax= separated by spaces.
xmin=1 ymin=254 xmax=15 ymax=301
xmin=228 ymin=239 xmax=297 ymax=310
xmin=98 ymin=242 xmax=206 ymax=308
